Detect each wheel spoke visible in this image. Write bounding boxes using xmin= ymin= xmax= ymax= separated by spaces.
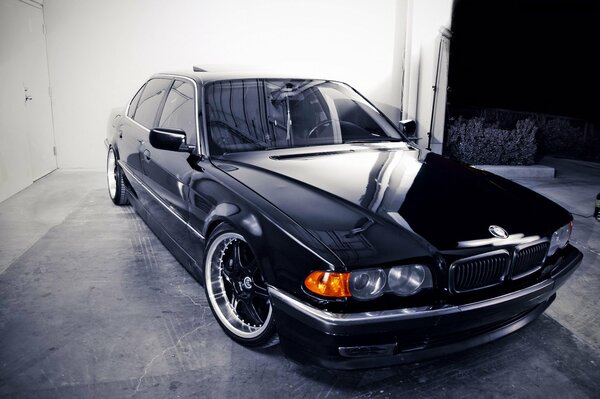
xmin=244 ymin=259 xmax=257 ymax=273
xmin=230 ymin=293 xmax=239 ymax=312
xmin=221 ymin=266 xmax=233 ymax=284
xmin=253 ymin=284 xmax=269 ymax=299
xmin=239 ymin=297 xmax=264 ymax=326
xmin=232 ymin=242 xmax=243 ymax=269
xmin=232 ymin=241 xmax=258 ymax=273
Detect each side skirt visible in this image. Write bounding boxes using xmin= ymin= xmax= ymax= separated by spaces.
xmin=127 ymin=191 xmax=205 ymax=284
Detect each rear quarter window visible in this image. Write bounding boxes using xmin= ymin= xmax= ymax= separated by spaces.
xmin=126 ymin=83 xmax=145 ymax=118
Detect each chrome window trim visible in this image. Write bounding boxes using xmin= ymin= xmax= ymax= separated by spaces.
xmin=200 ymin=79 xmax=211 ymax=158
xmin=119 ymin=161 xmax=205 ymax=240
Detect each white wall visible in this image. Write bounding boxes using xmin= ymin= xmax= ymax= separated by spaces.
xmin=44 ymin=0 xmax=407 ymax=169
xmin=402 ymin=0 xmax=453 ymax=152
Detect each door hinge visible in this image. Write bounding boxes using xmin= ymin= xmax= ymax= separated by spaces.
xmin=53 ymin=146 xmax=57 ymax=156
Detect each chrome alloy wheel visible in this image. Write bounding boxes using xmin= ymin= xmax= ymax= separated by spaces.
xmin=205 ymin=232 xmax=272 ymax=338
xmin=107 ymin=147 xmax=117 ymax=199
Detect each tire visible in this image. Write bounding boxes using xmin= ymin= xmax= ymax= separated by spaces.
xmin=106 ymin=146 xmax=129 ymax=205
xmin=204 ymin=224 xmax=277 ymax=347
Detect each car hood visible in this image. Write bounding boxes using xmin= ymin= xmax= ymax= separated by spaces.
xmin=215 ymin=143 xmax=570 ymax=265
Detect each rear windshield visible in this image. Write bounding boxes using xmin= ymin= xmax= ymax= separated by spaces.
xmin=205 ymin=79 xmax=403 ymax=155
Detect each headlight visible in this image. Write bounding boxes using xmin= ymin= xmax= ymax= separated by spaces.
xmin=348 ymin=264 xmax=433 ymax=300
xmin=387 ymin=265 xmax=432 ymax=296
xmin=547 ymin=221 xmax=573 ymax=257
xmin=305 ymin=265 xmax=433 ymax=300
xmin=349 ymin=269 xmax=386 ymax=300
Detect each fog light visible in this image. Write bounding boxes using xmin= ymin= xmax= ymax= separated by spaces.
xmin=387 ymin=265 xmax=432 ymax=296
xmin=339 ymin=343 xmax=396 ymax=358
xmin=349 ymin=269 xmax=386 ymax=300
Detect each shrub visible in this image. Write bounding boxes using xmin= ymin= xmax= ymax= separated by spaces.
xmin=539 ymin=118 xmax=583 ymax=156
xmin=446 ymin=106 xmax=599 ymax=163
xmin=446 ymin=116 xmax=537 ymax=165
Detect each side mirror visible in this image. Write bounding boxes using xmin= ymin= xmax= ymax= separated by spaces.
xmin=149 ymin=128 xmax=195 ymax=152
xmin=399 ymin=119 xmax=417 ymax=139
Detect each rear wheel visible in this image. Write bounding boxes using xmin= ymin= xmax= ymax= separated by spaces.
xmin=106 ymin=147 xmax=128 ymax=205
xmin=204 ymin=224 xmax=276 ymax=347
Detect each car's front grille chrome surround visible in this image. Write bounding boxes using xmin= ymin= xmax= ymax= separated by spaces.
xmin=449 ymin=250 xmax=511 ymax=293
xmin=510 ymin=241 xmax=550 ymax=280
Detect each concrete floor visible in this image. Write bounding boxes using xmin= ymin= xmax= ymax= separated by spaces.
xmin=0 ymin=159 xmax=599 ymax=398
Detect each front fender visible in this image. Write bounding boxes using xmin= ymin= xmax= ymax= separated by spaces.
xmin=189 ymin=164 xmax=344 ymax=301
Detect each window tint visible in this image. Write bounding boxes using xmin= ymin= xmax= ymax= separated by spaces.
xmin=127 ymin=83 xmax=145 ymax=118
xmin=159 ymin=80 xmax=196 ymax=143
xmin=133 ymin=78 xmax=172 ymax=128
xmin=206 ymin=80 xmax=401 ymax=155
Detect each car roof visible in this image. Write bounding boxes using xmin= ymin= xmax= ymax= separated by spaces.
xmin=152 ymin=68 xmax=330 ymax=86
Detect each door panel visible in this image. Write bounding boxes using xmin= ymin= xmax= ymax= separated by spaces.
xmin=141 ymin=148 xmax=194 ymax=255
xmin=141 ymin=80 xmax=197 ymax=256
xmin=0 ymin=0 xmax=56 ymax=202
xmin=117 ymin=118 xmax=145 ymax=175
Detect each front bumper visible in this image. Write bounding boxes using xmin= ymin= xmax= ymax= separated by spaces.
xmin=269 ymin=246 xmax=583 ymax=369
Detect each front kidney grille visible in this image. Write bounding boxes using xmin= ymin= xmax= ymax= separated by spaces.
xmin=450 ymin=250 xmax=511 ymax=293
xmin=511 ymin=241 xmax=550 ymax=279
xmin=449 ymin=240 xmax=551 ymax=293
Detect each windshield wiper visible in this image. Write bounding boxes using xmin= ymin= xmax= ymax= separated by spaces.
xmin=343 ymin=137 xmax=405 ymax=144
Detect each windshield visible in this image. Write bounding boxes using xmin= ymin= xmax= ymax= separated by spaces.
xmin=205 ymin=79 xmax=403 ymax=155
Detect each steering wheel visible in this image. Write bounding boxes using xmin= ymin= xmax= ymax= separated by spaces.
xmin=307 ymin=119 xmax=336 ymax=139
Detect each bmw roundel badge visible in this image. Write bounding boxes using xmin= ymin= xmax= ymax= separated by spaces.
xmin=489 ymin=225 xmax=509 ymax=239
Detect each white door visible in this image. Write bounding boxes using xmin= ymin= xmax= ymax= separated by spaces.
xmin=22 ymin=2 xmax=57 ymax=180
xmin=0 ymin=0 xmax=57 ymax=202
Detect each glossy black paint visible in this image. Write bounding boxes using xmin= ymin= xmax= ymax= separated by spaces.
xmin=149 ymin=128 xmax=193 ymax=153
xmin=107 ymin=70 xmax=582 ymax=368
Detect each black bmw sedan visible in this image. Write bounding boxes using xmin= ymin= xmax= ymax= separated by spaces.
xmin=105 ymin=70 xmax=583 ymax=369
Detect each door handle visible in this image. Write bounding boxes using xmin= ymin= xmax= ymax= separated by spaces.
xmin=143 ymin=149 xmax=151 ymax=161
xmin=118 ymin=130 xmax=123 ymax=139
xmin=24 ymin=87 xmax=32 ymax=102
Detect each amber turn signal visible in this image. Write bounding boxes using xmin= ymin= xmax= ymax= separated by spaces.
xmin=304 ymin=271 xmax=351 ymax=298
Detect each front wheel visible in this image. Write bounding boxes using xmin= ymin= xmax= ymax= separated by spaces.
xmin=106 ymin=147 xmax=129 ymax=205
xmin=204 ymin=224 xmax=277 ymax=347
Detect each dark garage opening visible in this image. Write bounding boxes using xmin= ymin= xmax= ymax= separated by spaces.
xmin=445 ymin=0 xmax=599 ymax=165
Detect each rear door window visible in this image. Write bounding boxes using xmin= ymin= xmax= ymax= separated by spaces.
xmin=133 ymin=78 xmax=172 ymax=128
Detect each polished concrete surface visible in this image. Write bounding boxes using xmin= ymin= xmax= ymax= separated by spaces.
xmin=0 ymin=160 xmax=599 ymax=398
